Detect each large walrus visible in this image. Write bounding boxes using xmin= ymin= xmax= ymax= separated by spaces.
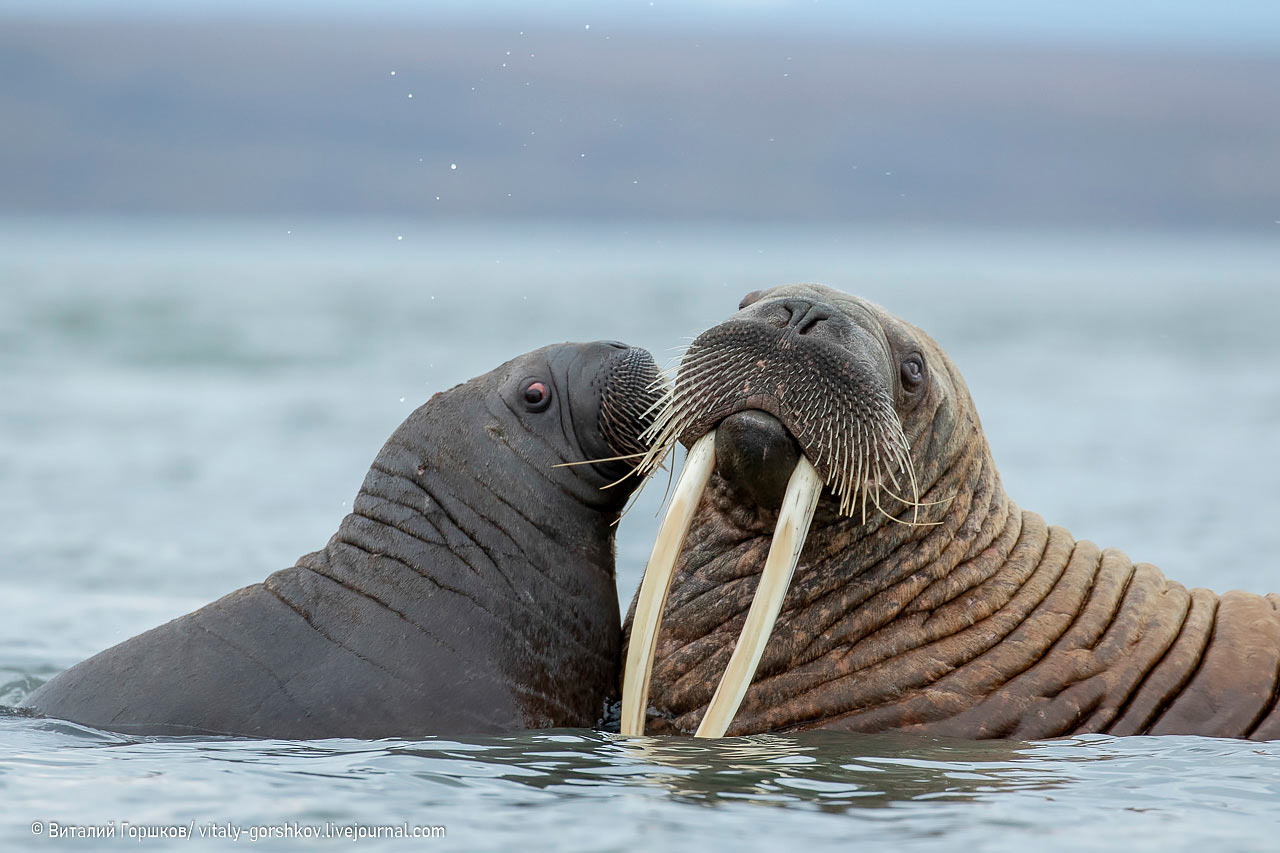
xmin=621 ymin=285 xmax=1280 ymax=740
xmin=26 ymin=341 xmax=661 ymax=738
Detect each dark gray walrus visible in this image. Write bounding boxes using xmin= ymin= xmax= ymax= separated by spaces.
xmin=26 ymin=341 xmax=661 ymax=738
xmin=621 ymin=285 xmax=1280 ymax=740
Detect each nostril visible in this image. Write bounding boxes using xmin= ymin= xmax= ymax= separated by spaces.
xmin=782 ymin=299 xmax=831 ymax=335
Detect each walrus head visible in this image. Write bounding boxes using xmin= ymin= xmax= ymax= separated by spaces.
xmin=471 ymin=340 xmax=663 ymax=513
xmin=622 ymin=284 xmax=996 ymax=735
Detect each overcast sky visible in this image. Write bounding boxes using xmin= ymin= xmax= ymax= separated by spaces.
xmin=5 ymin=0 xmax=1279 ymax=53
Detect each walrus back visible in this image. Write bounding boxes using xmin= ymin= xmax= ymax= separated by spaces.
xmin=24 ymin=580 xmax=334 ymax=737
xmin=23 ymin=564 xmax=531 ymax=738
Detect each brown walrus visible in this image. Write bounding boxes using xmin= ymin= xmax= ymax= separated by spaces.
xmin=620 ymin=284 xmax=1280 ymax=740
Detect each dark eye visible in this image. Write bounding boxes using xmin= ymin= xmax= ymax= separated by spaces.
xmin=521 ymin=379 xmax=552 ymax=412
xmin=900 ymin=354 xmax=925 ymax=390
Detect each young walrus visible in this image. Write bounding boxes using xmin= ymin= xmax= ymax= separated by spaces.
xmin=622 ymin=285 xmax=1280 ymax=740
xmin=26 ymin=341 xmax=661 ymax=738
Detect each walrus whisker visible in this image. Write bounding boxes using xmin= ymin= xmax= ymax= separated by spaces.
xmin=869 ymin=499 xmax=945 ymax=527
xmin=864 ymin=471 xmax=944 ymax=528
xmin=550 ymin=451 xmax=653 ymax=468
xmin=612 ymin=479 xmax=653 ymax=528
xmin=600 ymin=463 xmax=668 ymax=490
xmin=653 ymin=446 xmax=678 ymax=515
xmin=874 ymin=483 xmax=954 ymax=511
xmin=905 ymin=448 xmax=923 ymax=525
xmin=616 ymin=438 xmax=678 ymax=519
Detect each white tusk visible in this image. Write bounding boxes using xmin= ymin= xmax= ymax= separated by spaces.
xmin=620 ymin=431 xmax=717 ymax=736
xmin=694 ymin=454 xmax=822 ymax=738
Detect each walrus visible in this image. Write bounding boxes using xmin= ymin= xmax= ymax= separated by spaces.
xmin=24 ymin=341 xmax=661 ymax=738
xmin=621 ymin=285 xmax=1280 ymax=740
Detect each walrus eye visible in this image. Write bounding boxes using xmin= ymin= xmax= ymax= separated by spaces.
xmin=521 ymin=379 xmax=552 ymax=412
xmin=901 ymin=354 xmax=926 ymax=391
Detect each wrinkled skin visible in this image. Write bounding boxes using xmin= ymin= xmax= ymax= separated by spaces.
xmin=625 ymin=285 xmax=1280 ymax=739
xmin=27 ymin=341 xmax=660 ymax=738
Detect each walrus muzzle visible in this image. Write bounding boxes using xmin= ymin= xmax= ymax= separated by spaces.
xmin=622 ymin=302 xmax=918 ymax=736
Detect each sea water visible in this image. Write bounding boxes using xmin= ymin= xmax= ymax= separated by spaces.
xmin=2 ymin=218 xmax=1278 ymax=850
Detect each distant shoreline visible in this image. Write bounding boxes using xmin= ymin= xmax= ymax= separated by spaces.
xmin=2 ymin=19 xmax=1278 ymax=229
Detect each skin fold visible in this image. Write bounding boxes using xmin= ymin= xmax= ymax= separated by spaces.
xmin=624 ymin=285 xmax=1280 ymax=740
xmin=26 ymin=341 xmax=660 ymax=739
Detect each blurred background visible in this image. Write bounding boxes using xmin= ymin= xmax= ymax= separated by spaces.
xmin=2 ymin=1 xmax=1278 ymax=673
xmin=4 ymin=1 xmax=1279 ymax=227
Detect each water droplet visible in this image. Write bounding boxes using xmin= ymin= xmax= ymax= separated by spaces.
xmin=390 ymin=70 xmax=396 ymax=76
xmin=450 ymin=163 xmax=457 ymax=170
xmin=397 ymin=235 xmax=403 ymax=241
xmin=584 ymin=23 xmax=590 ymax=30
xmin=407 ymin=93 xmax=413 ymax=98
xmin=400 ymin=397 xmax=406 ymax=403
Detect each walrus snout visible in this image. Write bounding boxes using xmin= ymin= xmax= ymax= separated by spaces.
xmin=591 ymin=345 xmax=662 ymax=475
xmin=739 ymin=294 xmax=855 ymax=347
xmin=713 ymin=410 xmax=802 ymax=512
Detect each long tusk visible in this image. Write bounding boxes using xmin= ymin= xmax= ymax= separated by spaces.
xmin=694 ymin=455 xmax=822 ymax=738
xmin=620 ymin=431 xmax=717 ymax=736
